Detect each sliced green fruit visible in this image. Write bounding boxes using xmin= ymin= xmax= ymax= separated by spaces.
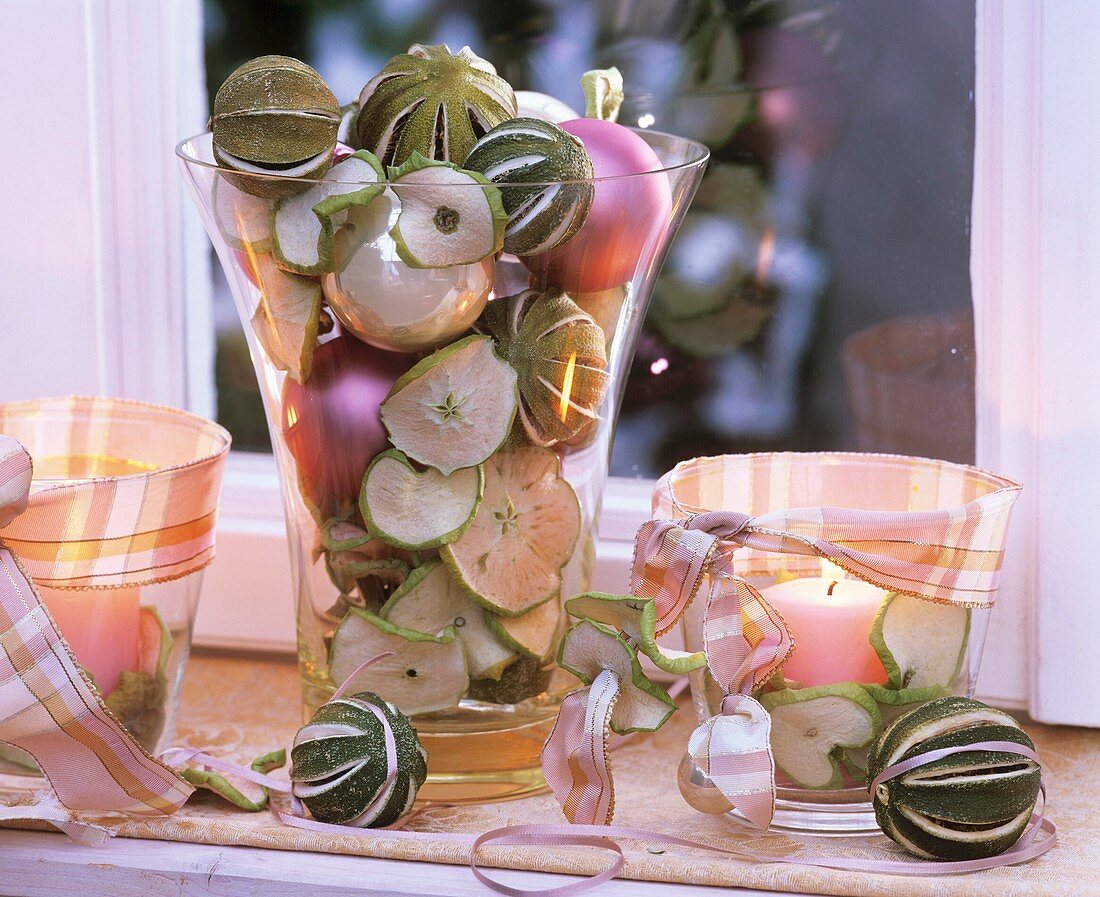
xmin=271 ymin=151 xmax=386 ymax=275
xmin=182 ymin=749 xmax=287 ymax=811
xmin=137 ymin=606 xmax=173 ymax=680
xmin=213 ymin=175 xmax=272 ymax=252
xmin=387 ymin=153 xmax=506 ymax=268
xmin=105 ymin=671 xmax=166 ymax=751
xmin=380 ymin=560 xmax=515 ymax=679
xmin=380 ymin=335 xmax=518 ymax=476
xmin=760 ymin=683 xmax=882 ymax=790
xmin=870 ymin=593 xmax=970 ymax=689
xmin=867 ymin=696 xmax=1041 ymax=861
xmin=467 ymin=656 xmax=550 ymax=704
xmin=321 ymin=517 xmax=374 ymax=552
xmin=291 ymin=692 xmax=427 ymax=827
xmin=843 ymin=684 xmax=951 ymax=775
xmin=361 ymin=449 xmax=483 ymax=550
xmin=557 ymin=619 xmax=676 ymax=734
xmin=329 ymin=608 xmax=468 ymax=715
xmin=442 ymin=446 xmax=580 ymax=616
xmin=564 ymin=592 xmax=706 ymax=674
xmin=248 ymin=253 xmax=322 ymax=382
xmin=325 ymin=552 xmax=410 ymax=595
xmin=489 ymin=595 xmax=561 ymax=661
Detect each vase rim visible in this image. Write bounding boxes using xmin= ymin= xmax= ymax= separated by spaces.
xmin=175 ymin=128 xmax=709 ymax=190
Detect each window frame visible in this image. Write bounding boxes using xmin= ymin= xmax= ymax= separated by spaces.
xmin=11 ymin=0 xmax=1095 ymax=724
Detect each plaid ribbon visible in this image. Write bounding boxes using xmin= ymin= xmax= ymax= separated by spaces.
xmin=0 ymin=398 xmax=231 ymax=838
xmin=545 ymin=452 xmax=1021 ymax=830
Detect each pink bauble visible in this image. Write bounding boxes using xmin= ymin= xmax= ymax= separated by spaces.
xmin=522 ymin=119 xmax=673 ymax=293
xmin=281 ymin=334 xmax=412 ymax=516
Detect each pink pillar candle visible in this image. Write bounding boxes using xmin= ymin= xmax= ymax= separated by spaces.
xmin=38 ymin=586 xmax=142 ymax=696
xmin=762 ymin=563 xmax=889 ymax=688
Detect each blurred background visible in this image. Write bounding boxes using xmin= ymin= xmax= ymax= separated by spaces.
xmin=204 ymin=0 xmax=976 ymax=477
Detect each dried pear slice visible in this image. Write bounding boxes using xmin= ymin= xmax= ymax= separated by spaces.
xmin=557 ymin=619 xmax=676 ymax=734
xmin=181 ymin=749 xmax=286 ymax=811
xmin=380 ymin=560 xmax=515 ymax=679
xmin=361 ymin=449 xmax=483 ymax=551
xmin=329 ymin=608 xmax=468 ymax=715
xmin=387 ymin=152 xmax=506 ymax=269
xmin=565 ymin=592 xmax=706 ymax=675
xmin=441 ymin=446 xmax=580 ymax=616
xmin=248 ymin=253 xmax=322 ymax=382
xmin=489 ymin=596 xmax=561 ymax=661
xmin=843 ymin=684 xmax=951 ymax=775
xmin=760 ymin=683 xmax=882 ymax=790
xmin=870 ymin=593 xmax=970 ymax=689
xmin=213 ymin=175 xmax=272 ymax=252
xmin=380 ymin=335 xmax=517 ymax=475
xmin=272 ymin=151 xmax=386 ymax=275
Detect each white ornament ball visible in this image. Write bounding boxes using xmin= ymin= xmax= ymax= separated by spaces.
xmin=323 ymin=190 xmax=493 ymax=353
xmin=514 ymin=90 xmax=580 ymax=124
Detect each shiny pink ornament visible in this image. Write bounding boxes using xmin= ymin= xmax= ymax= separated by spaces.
xmin=281 ymin=334 xmax=411 ymax=517
xmin=522 ymin=118 xmax=672 ymax=293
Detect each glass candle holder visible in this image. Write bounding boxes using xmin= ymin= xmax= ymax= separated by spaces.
xmin=178 ymin=129 xmax=708 ymax=803
xmin=657 ymin=452 xmax=1021 ymax=833
xmin=0 ymin=397 xmax=230 ymax=770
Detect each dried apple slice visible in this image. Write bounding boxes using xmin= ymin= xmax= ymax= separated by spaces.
xmin=557 ymin=619 xmax=676 ymax=734
xmin=489 ymin=595 xmax=560 ymax=661
xmin=181 ymin=749 xmax=286 ymax=811
xmin=565 ymin=592 xmax=706 ymax=674
xmin=381 ymin=559 xmax=515 ymax=679
xmin=361 ymin=449 xmax=483 ymax=550
xmin=379 ymin=335 xmax=517 ymax=475
xmin=761 ymin=683 xmax=882 ymax=790
xmin=271 ymin=150 xmax=386 ymax=275
xmin=387 ymin=152 xmax=507 ymax=269
xmin=329 ymin=608 xmax=468 ymax=715
xmin=248 ymin=253 xmax=322 ymax=382
xmin=441 ymin=446 xmax=580 ymax=616
xmin=213 ymin=175 xmax=272 ymax=252
xmin=870 ymin=593 xmax=970 ymax=689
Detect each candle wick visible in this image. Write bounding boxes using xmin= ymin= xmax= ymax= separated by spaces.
xmin=827 ymin=580 xmax=839 ymax=596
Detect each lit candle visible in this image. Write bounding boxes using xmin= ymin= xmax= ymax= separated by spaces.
xmin=761 ymin=560 xmax=889 ymax=687
xmin=38 ymin=586 xmax=142 ymax=697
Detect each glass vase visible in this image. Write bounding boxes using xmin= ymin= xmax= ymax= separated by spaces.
xmin=0 ymin=397 xmax=230 ymax=774
xmin=178 ymin=130 xmax=707 ymax=802
xmin=658 ymin=452 xmax=1020 ymax=833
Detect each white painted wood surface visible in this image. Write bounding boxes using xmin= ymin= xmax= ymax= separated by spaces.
xmin=0 ymin=829 xmax=815 ymax=897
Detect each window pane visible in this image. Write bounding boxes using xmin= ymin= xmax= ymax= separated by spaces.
xmin=203 ymin=0 xmax=976 ymax=472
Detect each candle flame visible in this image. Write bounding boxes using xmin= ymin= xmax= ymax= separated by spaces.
xmin=755 ymin=227 xmax=776 ymax=285
xmin=821 ymin=559 xmax=846 ymax=583
xmin=558 ymin=351 xmax=577 ymax=423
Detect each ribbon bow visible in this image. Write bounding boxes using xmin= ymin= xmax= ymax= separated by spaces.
xmin=0 ymin=400 xmax=230 ymax=841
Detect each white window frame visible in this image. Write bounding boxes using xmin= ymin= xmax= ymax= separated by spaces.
xmin=5 ymin=0 xmax=1096 ymax=725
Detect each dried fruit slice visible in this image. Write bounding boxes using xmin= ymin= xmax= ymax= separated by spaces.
xmin=247 ymin=253 xmax=322 ymax=382
xmin=380 ymin=560 xmax=514 ymax=679
xmin=870 ymin=593 xmax=970 ymax=689
xmin=557 ymin=619 xmax=676 ymax=734
xmin=181 ymin=749 xmax=286 ymax=811
xmin=387 ymin=153 xmax=507 ymax=268
xmin=468 ymin=656 xmax=550 ymax=704
xmin=843 ymin=684 xmax=951 ymax=775
xmin=565 ymin=592 xmax=706 ymax=674
xmin=321 ymin=517 xmax=373 ymax=552
xmin=361 ymin=449 xmax=483 ymax=550
xmin=441 ymin=446 xmax=580 ymax=616
xmin=271 ymin=151 xmax=386 ymax=275
xmin=329 ymin=608 xmax=468 ymax=715
xmin=478 ymin=289 xmax=609 ymax=446
xmin=489 ymin=596 xmax=560 ymax=661
xmin=867 ymin=697 xmax=1041 ymax=860
xmin=213 ymin=175 xmax=272 ymax=252
xmin=760 ymin=683 xmax=882 ymax=790
xmin=380 ymin=335 xmax=517 ymax=475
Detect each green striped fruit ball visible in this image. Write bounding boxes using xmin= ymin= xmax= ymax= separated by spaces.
xmin=866 ymin=696 xmax=1042 ymax=861
xmin=464 ymin=118 xmax=595 ymax=256
xmin=290 ymin=692 xmax=427 ymax=828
